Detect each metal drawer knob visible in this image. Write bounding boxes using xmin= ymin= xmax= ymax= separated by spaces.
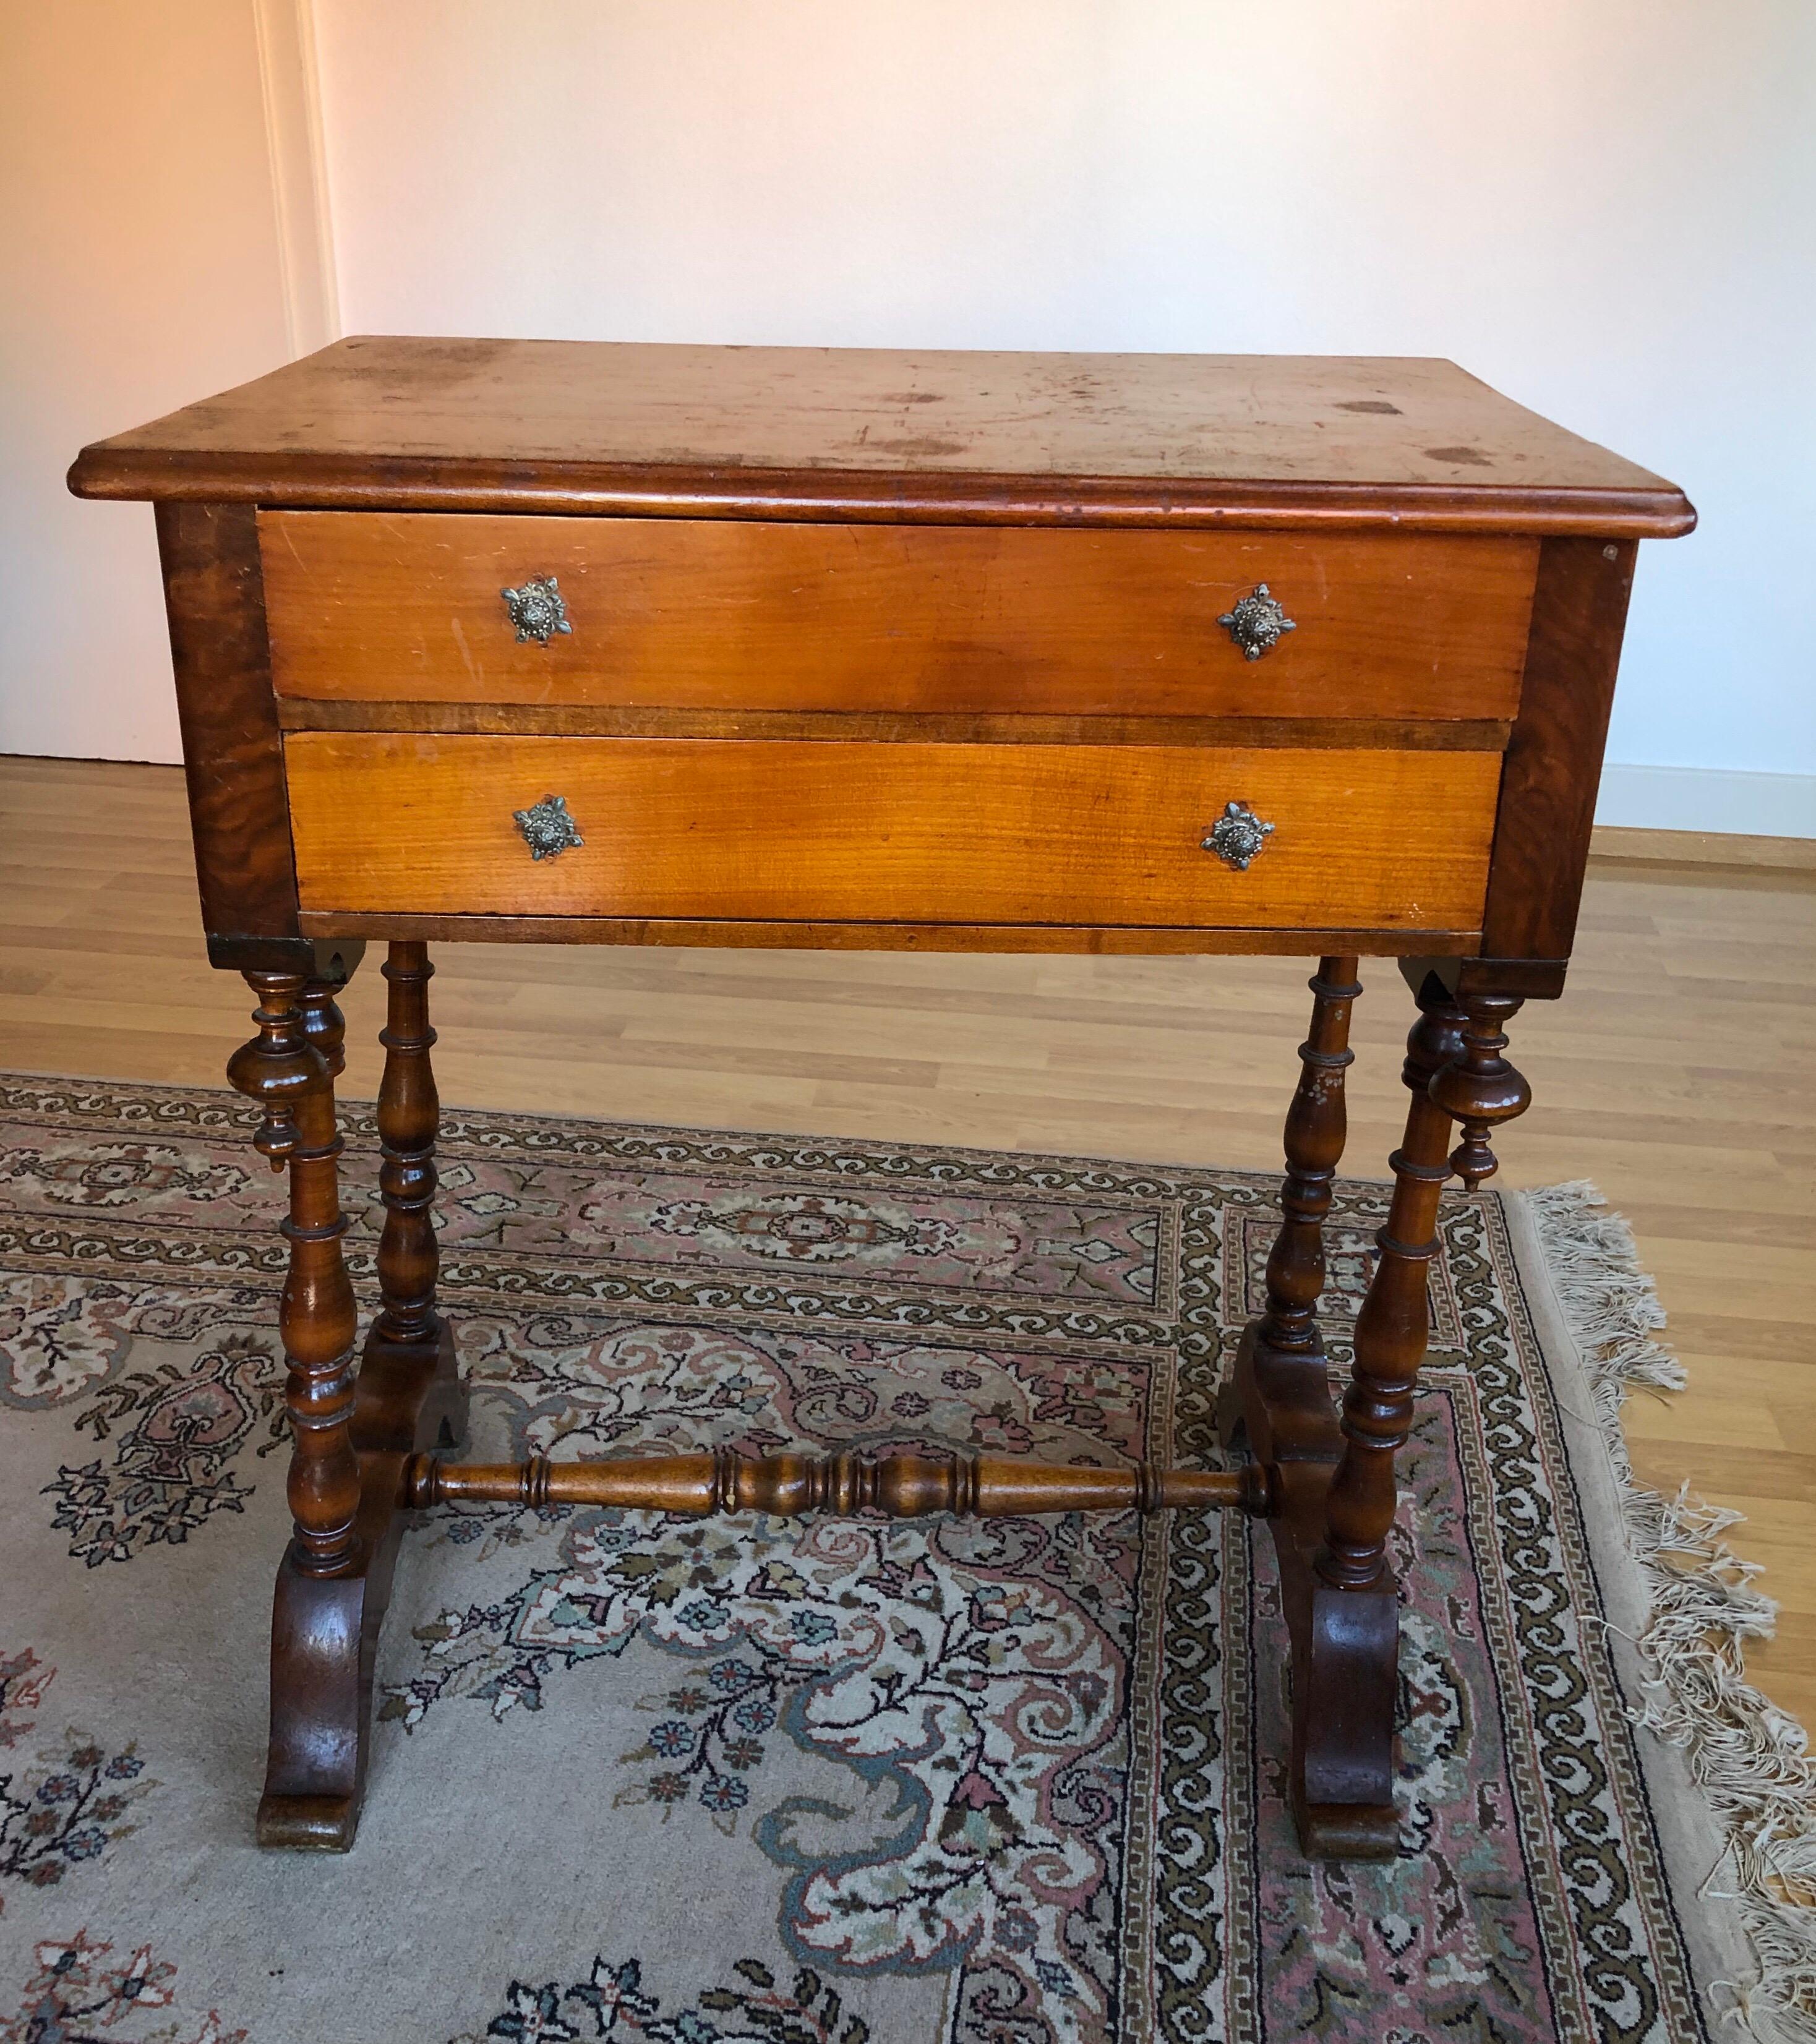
xmin=513 ymin=793 xmax=585 ymax=860
xmin=1202 ymin=800 xmax=1275 ymax=871
xmin=501 ymin=575 xmax=572 ymax=644
xmin=1217 ymin=583 xmax=1296 ymax=660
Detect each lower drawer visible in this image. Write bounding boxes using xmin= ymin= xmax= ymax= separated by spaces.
xmin=283 ymin=734 xmax=1500 ymax=931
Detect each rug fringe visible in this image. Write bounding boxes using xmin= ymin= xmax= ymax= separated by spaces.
xmin=1523 ymin=1181 xmax=1816 ymax=2044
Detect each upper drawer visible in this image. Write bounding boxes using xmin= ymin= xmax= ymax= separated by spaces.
xmin=260 ymin=513 xmax=1537 ymax=721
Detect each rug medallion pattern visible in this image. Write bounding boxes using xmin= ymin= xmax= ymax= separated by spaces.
xmin=0 ymin=1077 xmax=1713 ymax=2042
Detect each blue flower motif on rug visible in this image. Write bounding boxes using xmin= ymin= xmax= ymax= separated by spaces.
xmin=0 ymin=1649 xmax=155 ymax=1910
xmin=1 ymin=1737 xmax=153 ymax=1908
xmin=0 ymin=1927 xmax=242 ymax=2043
xmin=453 ymin=1955 xmax=868 ymax=2044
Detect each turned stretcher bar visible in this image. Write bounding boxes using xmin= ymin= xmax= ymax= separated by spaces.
xmin=400 ymin=1447 xmax=1274 ymax=1520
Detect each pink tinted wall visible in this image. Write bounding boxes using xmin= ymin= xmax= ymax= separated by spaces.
xmin=0 ymin=1 xmax=291 ymax=761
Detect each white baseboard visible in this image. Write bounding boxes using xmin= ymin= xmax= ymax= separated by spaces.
xmin=1595 ymin=764 xmax=1816 ymax=837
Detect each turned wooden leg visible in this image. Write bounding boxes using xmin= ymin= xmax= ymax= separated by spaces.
xmin=230 ymin=972 xmax=363 ymax=1578
xmin=1261 ymin=960 xmax=1359 ymax=1355
xmin=230 ymin=972 xmax=366 ymax=1848
xmin=1282 ymin=970 xmax=1530 ymax=1858
xmin=1317 ymin=977 xmax=1464 ymax=1596
xmin=1321 ymin=983 xmax=1529 ymax=1591
xmin=1218 ymin=956 xmax=1360 ymax=1459
xmin=1220 ymin=958 xmax=1411 ymax=1859
xmin=376 ymin=941 xmax=441 ymax=1346
xmin=374 ymin=939 xmax=465 ymax=1455
xmin=227 ymin=951 xmax=467 ymax=1851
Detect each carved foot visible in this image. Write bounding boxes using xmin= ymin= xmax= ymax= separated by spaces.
xmin=1293 ymin=1582 xmax=1400 ymax=1859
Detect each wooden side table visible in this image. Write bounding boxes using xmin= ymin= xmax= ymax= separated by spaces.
xmin=71 ymin=341 xmax=1693 ymax=1854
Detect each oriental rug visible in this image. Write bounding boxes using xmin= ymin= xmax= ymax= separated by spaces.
xmin=0 ymin=1074 xmax=1809 ymax=2044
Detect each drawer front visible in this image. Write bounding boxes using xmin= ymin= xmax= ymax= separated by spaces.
xmin=262 ymin=514 xmax=1536 ymax=722
xmin=285 ymin=735 xmax=1499 ymax=931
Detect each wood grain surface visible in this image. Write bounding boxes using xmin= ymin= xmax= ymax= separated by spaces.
xmin=0 ymin=757 xmax=1807 ymax=1732
xmin=69 ymin=340 xmax=1695 ymax=535
xmin=401 ymin=1448 xmax=1259 ymax=1519
xmin=274 ymin=701 xmax=1515 ymax=751
xmin=291 ymin=915 xmax=1480 ymax=957
xmin=282 ymin=733 xmax=1500 ymax=931
xmin=153 ymin=502 xmax=299 ymax=958
xmin=262 ymin=512 xmax=1536 ymax=721
xmin=1482 ymin=537 xmax=1635 ymax=962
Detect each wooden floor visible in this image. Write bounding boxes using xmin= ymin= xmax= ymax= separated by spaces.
xmin=3 ymin=753 xmax=1812 ymax=1724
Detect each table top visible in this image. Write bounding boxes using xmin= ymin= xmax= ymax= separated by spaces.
xmin=70 ymin=339 xmax=1692 ymax=537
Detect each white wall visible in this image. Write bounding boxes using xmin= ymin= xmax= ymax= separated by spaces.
xmin=7 ymin=1 xmax=1812 ymax=829
xmin=0 ymin=2 xmax=300 ymax=761
xmin=309 ymin=0 xmax=1816 ymax=827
